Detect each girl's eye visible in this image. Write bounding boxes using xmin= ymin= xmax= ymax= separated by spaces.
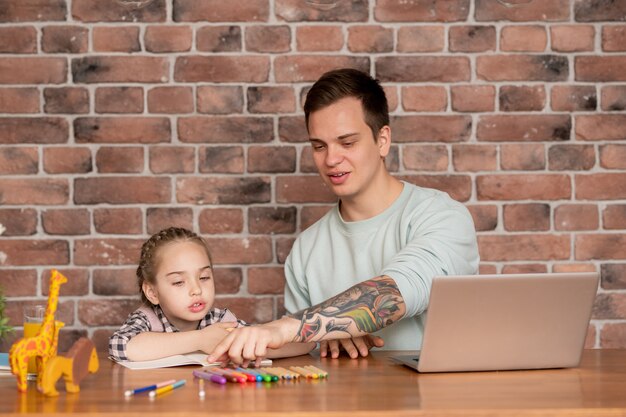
xmin=200 ymin=276 xmax=211 ymax=281
xmin=172 ymin=281 xmax=184 ymax=287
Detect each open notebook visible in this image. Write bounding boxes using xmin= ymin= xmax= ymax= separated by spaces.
xmin=393 ymin=272 xmax=599 ymax=373
xmin=113 ymin=352 xmax=272 ymax=370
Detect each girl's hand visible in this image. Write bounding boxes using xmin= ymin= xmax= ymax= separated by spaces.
xmin=197 ymin=321 xmax=238 ymax=355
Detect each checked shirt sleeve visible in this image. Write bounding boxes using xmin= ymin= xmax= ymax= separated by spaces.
xmin=108 ymin=310 xmax=151 ymax=362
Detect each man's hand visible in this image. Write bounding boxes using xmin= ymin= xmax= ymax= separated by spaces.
xmin=207 ymin=316 xmax=299 ymax=366
xmin=320 ymin=335 xmax=384 ymax=359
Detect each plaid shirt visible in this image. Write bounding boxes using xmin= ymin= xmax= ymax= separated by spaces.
xmin=108 ymin=304 xmax=247 ymax=362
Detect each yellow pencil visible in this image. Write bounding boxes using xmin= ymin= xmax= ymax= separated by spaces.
xmin=149 ymin=379 xmax=186 ymax=398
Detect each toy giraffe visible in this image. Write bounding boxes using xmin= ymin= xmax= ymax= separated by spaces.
xmin=9 ymin=269 xmax=67 ymax=392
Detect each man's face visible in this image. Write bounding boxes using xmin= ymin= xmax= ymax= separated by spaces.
xmin=307 ymin=97 xmax=390 ymax=202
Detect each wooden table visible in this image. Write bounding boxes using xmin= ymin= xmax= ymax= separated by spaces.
xmin=1 ymin=350 xmax=626 ymax=416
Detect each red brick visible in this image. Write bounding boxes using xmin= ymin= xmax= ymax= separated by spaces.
xmin=601 ymin=86 xmax=626 ymax=111
xmin=397 ymin=26 xmax=444 ymax=52
xmin=452 ymin=144 xmax=497 ymax=172
xmin=196 ymin=26 xmax=241 ymax=52
xmin=548 ymin=144 xmax=595 ymax=171
xmin=576 ymin=173 xmax=626 ymax=200
xmin=600 ymin=324 xmax=626 ymax=348
xmin=347 ymin=25 xmax=393 ymax=53
xmin=247 ymin=86 xmax=295 ymax=114
xmin=92 ymin=26 xmax=140 ymax=52
xmin=551 ymin=25 xmax=594 ymax=52
xmin=78 ymin=299 xmax=138 ymax=326
xmin=500 ymin=25 xmax=547 ymax=52
xmin=93 ymin=268 xmax=139 ymax=296
xmin=205 ymin=237 xmax=273 ymax=265
xmin=576 ymin=56 xmax=626 ymax=82
xmin=301 ymin=205 xmax=333 ymax=230
xmin=0 ymin=147 xmax=38 ymax=174
xmin=401 ymin=86 xmax=447 ymax=112
xmin=374 ymin=0 xmax=469 ymax=21
xmin=198 ymin=208 xmax=243 ymax=234
xmin=41 ymin=25 xmax=88 ymax=53
xmin=500 ymin=144 xmax=545 ymax=171
xmin=276 ymin=176 xmax=335 ymax=203
xmin=448 ymin=26 xmax=495 ymax=52
xmin=296 ymin=26 xmax=343 ymax=51
xmin=246 ymin=25 xmax=291 ymax=53
xmin=551 ymin=85 xmax=597 ymax=111
xmin=499 ymin=85 xmax=546 ymax=111
xmin=577 ymin=234 xmax=626 ymax=261
xmin=198 ymin=146 xmax=244 ymax=174
xmin=479 ymin=264 xmax=497 ymax=274
xmin=74 ymin=117 xmax=170 ymax=144
xmin=73 ymin=0 xmax=165 ymax=22
xmin=275 ymin=55 xmax=369 ymax=83
xmin=602 ymin=264 xmax=626 ymax=289
xmin=42 ymin=209 xmax=90 ymax=235
xmin=503 ymin=203 xmax=550 ymax=231
xmin=74 ymin=239 xmax=143 ymax=266
xmin=197 ymin=86 xmax=243 ymax=114
xmin=95 ymin=87 xmax=143 ymax=114
xmin=477 ymin=55 xmax=568 ymax=81
xmin=215 ymin=297 xmax=274 ymax=323
xmin=146 ymin=207 xmax=194 ymax=235
xmin=145 ymin=25 xmax=192 ymax=52
xmin=175 ymin=56 xmax=268 ymax=82
xmin=600 ymin=144 xmax=626 ymax=170
xmin=602 ymin=26 xmax=626 ymax=52
xmin=0 ymin=239 xmax=69 ymax=266
xmin=0 ymin=57 xmax=66 ymax=84
xmin=477 ymin=115 xmax=570 ymax=141
xmin=479 ymin=234 xmax=570 ymax=261
xmin=467 ymin=204 xmax=498 ymax=232
xmin=391 ymin=115 xmax=472 ymax=142
xmin=249 ymin=206 xmax=297 ymax=234
xmin=300 ymin=147 xmax=317 ymax=173
xmin=0 ymin=27 xmax=37 ymax=53
xmin=403 ymin=144 xmax=448 ymax=171
xmin=400 ymin=175 xmax=471 ymax=202
xmin=148 ymin=86 xmax=193 ymax=114
xmin=276 ymin=0 xmax=368 ymax=22
xmin=575 ymin=0 xmax=626 ymax=22
xmin=555 ymin=204 xmax=599 ymax=231
xmin=384 ymin=86 xmax=399 ymax=112
xmin=94 ymin=208 xmax=142 ymax=234
xmin=0 ymin=269 xmax=37 ymax=296
xmin=276 ymin=237 xmax=295 ymax=264
xmin=0 ymin=208 xmax=37 ymax=236
xmin=176 ymin=177 xmax=271 ymax=204
xmin=178 ymin=116 xmax=272 ymax=143
xmin=43 ymin=146 xmax=92 ymax=174
xmin=450 ymin=85 xmax=495 ymax=112
xmin=377 ymin=56 xmax=470 ymax=82
xmin=72 ymin=57 xmax=168 ymax=83
xmin=553 ymin=264 xmax=597 ymax=273
xmin=214 ymin=267 xmax=242 ymax=294
xmin=603 ymin=205 xmax=626 ymax=230
xmin=75 ymin=177 xmax=171 ymax=204
xmin=149 ymin=146 xmax=195 ymax=174
xmin=502 ymin=264 xmax=548 ymax=274
xmin=0 ymin=87 xmax=38 ymax=113
xmin=0 ymin=0 xmax=66 ymax=22
xmin=91 ymin=330 xmax=112 ymax=353
xmin=477 ymin=174 xmax=570 ymax=200
xmin=173 ymin=0 xmax=268 ymax=21
xmin=248 ymin=267 xmax=285 ymax=295
xmin=41 ymin=268 xmax=88 ymax=296
xmin=44 ymin=87 xmax=89 ymax=114
xmin=476 ymin=0 xmax=569 ymax=21
xmin=593 ymin=293 xmax=626 ymax=320
xmin=278 ymin=116 xmax=308 ymax=143
xmin=248 ymin=146 xmax=296 ymax=173
xmin=0 ymin=178 xmax=68 ymax=204
xmin=576 ymin=115 xmax=626 ymax=140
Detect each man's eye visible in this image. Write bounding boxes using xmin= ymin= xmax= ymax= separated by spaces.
xmin=343 ymin=142 xmax=354 ymax=147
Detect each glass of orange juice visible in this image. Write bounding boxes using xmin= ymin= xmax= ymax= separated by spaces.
xmin=23 ymin=305 xmax=45 ymax=374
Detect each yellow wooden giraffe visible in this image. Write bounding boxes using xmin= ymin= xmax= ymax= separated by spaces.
xmin=9 ymin=270 xmax=67 ymax=392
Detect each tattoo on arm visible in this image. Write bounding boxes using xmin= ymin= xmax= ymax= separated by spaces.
xmin=290 ymin=276 xmax=406 ymax=343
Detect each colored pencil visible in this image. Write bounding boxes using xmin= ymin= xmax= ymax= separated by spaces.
xmin=124 ymin=379 xmax=176 ymax=397
xmin=148 ymin=379 xmax=186 ymax=398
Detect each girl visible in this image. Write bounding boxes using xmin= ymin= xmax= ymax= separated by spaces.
xmin=109 ymin=227 xmax=313 ymax=362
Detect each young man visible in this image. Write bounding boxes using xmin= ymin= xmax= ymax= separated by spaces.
xmin=208 ymin=68 xmax=479 ymax=365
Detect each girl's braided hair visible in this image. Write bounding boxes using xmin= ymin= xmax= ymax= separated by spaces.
xmin=137 ymin=227 xmax=213 ymax=305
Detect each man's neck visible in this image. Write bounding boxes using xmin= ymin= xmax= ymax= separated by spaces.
xmin=339 ymin=174 xmax=404 ymax=222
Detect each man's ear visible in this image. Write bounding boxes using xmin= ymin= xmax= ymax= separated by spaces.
xmin=142 ymin=282 xmax=159 ymax=305
xmin=377 ymin=125 xmax=392 ymax=157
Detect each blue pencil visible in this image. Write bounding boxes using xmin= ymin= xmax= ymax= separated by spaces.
xmin=124 ymin=379 xmax=176 ymax=397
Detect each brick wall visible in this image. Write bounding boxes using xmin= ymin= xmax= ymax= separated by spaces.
xmin=0 ymin=0 xmax=625 ymax=352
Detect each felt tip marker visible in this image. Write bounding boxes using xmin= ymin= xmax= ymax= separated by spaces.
xmin=193 ymin=369 xmax=227 ymax=385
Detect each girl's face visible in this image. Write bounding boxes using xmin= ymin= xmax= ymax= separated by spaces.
xmin=142 ymin=240 xmax=215 ymax=332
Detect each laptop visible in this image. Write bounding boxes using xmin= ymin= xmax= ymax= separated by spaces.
xmin=393 ymin=272 xmax=599 ymax=373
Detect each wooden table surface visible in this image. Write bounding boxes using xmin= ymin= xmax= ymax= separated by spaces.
xmin=1 ymin=349 xmax=626 ymax=416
